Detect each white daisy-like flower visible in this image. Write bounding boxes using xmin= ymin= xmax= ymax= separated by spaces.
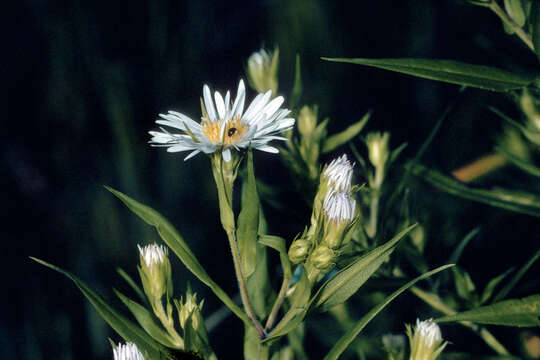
xmin=149 ymin=79 xmax=295 ymax=162
xmin=323 ymin=191 xmax=356 ymax=224
xmin=322 ymin=154 xmax=354 ymax=192
xmin=407 ymin=318 xmax=446 ymax=360
xmin=113 ymin=342 xmax=145 ymax=360
xmin=138 ymin=243 xmax=168 ymax=267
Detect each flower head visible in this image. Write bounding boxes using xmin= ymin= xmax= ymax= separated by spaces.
xmin=323 ymin=191 xmax=356 ymax=224
xmin=138 ymin=243 xmax=171 ymax=300
xmin=322 ymin=154 xmax=354 ymax=192
xmin=138 ymin=243 xmax=168 ymax=268
xmin=406 ymin=319 xmax=447 ymax=360
xmin=150 ymin=80 xmax=294 ymax=162
xmin=113 ymin=342 xmax=145 ymax=360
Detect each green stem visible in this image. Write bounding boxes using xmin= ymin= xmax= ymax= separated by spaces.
xmin=410 ymin=286 xmax=509 ymax=355
xmin=265 ymin=268 xmax=291 ymax=331
xmin=489 ymin=1 xmax=535 ymax=52
xmin=259 ymin=343 xmax=270 ymax=360
xmin=153 ymin=300 xmax=185 ymax=348
xmin=226 ymin=230 xmax=266 ymax=339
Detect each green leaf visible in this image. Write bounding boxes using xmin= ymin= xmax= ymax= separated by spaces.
xmin=246 ymin=241 xmax=271 ymax=318
xmin=259 ymin=235 xmax=292 ymax=280
xmin=324 ymin=264 xmax=453 ymax=360
xmin=322 ymin=111 xmax=371 ymax=153
xmin=531 ymin=0 xmax=540 ymax=63
xmin=311 ymin=224 xmax=417 ymax=312
xmin=441 ymin=352 xmax=521 ymax=360
xmin=436 ymin=294 xmax=540 ymax=327
xmin=493 ymin=249 xmax=540 ymax=302
xmin=114 ymin=289 xmax=179 ymax=348
xmin=105 ymin=187 xmax=250 ymax=326
xmin=448 ymin=227 xmax=480 ymax=264
xmin=497 ymin=146 xmax=540 ymax=178
xmin=117 ymin=268 xmax=147 ymax=305
xmin=504 ymin=0 xmax=526 ymax=26
xmin=409 ymin=163 xmax=540 ymax=217
xmin=290 ymin=54 xmax=302 ymax=110
xmin=322 ymin=57 xmax=532 ymax=92
xmin=30 ymin=257 xmax=170 ymax=360
xmin=480 ymin=268 xmax=514 ymax=305
xmin=237 ymin=149 xmax=260 ymax=278
xmin=265 ymin=266 xmax=311 ymax=341
xmin=453 ymin=267 xmax=476 ymax=301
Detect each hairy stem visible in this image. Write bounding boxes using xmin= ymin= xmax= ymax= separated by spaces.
xmin=226 ymin=230 xmax=266 ymax=338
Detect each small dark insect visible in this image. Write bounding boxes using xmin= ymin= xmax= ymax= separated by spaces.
xmin=227 ymin=127 xmax=237 ymax=137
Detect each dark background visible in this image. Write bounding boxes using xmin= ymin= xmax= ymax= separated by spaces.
xmin=4 ymin=1 xmax=539 ymax=359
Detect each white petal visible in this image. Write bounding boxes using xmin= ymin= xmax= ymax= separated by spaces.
xmin=255 ymin=145 xmax=279 ymax=153
xmin=203 ymin=85 xmax=217 ymax=121
xmin=243 ymin=90 xmax=271 ymax=121
xmin=261 ymin=96 xmax=284 ymax=120
xmin=167 ymin=144 xmax=196 ymax=152
xmin=231 ymin=80 xmax=246 ymax=117
xmin=214 ymin=91 xmax=226 ymax=120
xmin=222 ymin=148 xmax=232 ymax=162
xmin=224 ymin=91 xmax=231 ymax=115
xmin=184 ymin=149 xmax=201 ymax=161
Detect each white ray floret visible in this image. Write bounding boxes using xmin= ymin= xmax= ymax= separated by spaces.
xmin=323 ymin=154 xmax=354 ymax=191
xmin=113 ymin=342 xmax=145 ymax=360
xmin=138 ymin=243 xmax=168 ymax=267
xmin=323 ymin=191 xmax=356 ymax=224
xmin=415 ymin=319 xmax=442 ymax=348
xmin=149 ymin=79 xmax=295 ymax=161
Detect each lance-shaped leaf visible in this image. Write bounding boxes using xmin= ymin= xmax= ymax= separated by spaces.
xmin=322 ymin=57 xmax=533 ymax=92
xmin=105 ymin=187 xmax=250 ymax=326
xmin=259 ymin=235 xmax=292 ymax=281
xmin=30 ymin=257 xmax=170 ymax=360
xmin=322 ymin=111 xmax=371 ymax=153
xmin=310 ymin=224 xmax=417 ymax=313
xmin=408 ymin=163 xmax=540 ymax=217
xmin=114 ymin=289 xmax=179 ymax=348
xmin=497 ymin=146 xmax=540 ymax=178
xmin=436 ymin=294 xmax=540 ymax=327
xmin=290 ymin=54 xmax=302 ymax=110
xmin=532 ymin=1 xmax=540 ymax=63
xmin=237 ymin=148 xmax=260 ymax=278
xmin=493 ymin=249 xmax=540 ymax=302
xmin=324 ymin=264 xmax=453 ymax=360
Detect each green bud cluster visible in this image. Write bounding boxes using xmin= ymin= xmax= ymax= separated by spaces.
xmin=175 ymin=289 xmax=204 ymax=331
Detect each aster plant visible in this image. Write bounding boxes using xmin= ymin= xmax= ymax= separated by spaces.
xmin=31 ymin=2 xmax=540 ymax=358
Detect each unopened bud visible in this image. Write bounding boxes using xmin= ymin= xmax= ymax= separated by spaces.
xmin=311 ymin=245 xmax=335 ymax=270
xmin=113 ymin=342 xmax=145 ymax=360
xmin=247 ymin=48 xmax=279 ymax=95
xmin=366 ymin=132 xmax=390 ymax=171
xmin=288 ymin=239 xmax=312 ymax=264
xmin=177 ymin=291 xmax=204 ymax=330
xmin=138 ymin=243 xmax=171 ymax=301
xmin=298 ymin=105 xmax=317 ymax=136
xmin=382 ymin=333 xmax=406 ymax=360
xmin=406 ymin=319 xmax=447 ymax=360
xmin=322 ymin=191 xmax=356 ymax=248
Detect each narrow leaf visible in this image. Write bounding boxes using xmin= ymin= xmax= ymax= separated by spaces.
xmin=114 ymin=289 xmax=179 ymax=348
xmin=117 ymin=268 xmax=147 ymax=305
xmin=531 ymin=0 xmax=540 ymax=63
xmin=324 ymin=264 xmax=453 ymax=360
xmin=105 ymin=187 xmax=250 ymax=325
xmin=259 ymin=234 xmax=292 ymax=280
xmin=237 ymin=149 xmax=260 ymax=278
xmin=290 ymin=54 xmax=302 ymax=110
xmin=30 ymin=257 xmax=170 ymax=360
xmin=322 ymin=57 xmax=532 ymax=92
xmin=496 ymin=146 xmax=540 ymax=178
xmin=493 ymin=249 xmax=540 ymax=302
xmin=322 ymin=111 xmax=371 ymax=153
xmin=436 ymin=294 xmax=540 ymax=327
xmin=409 ymin=164 xmax=540 ymax=217
xmin=480 ymin=268 xmax=514 ymax=304
xmin=311 ymin=224 xmax=417 ymax=312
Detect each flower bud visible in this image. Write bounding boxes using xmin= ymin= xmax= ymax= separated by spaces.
xmin=311 ymin=245 xmax=335 ymax=270
xmin=366 ymin=131 xmax=390 ymax=171
xmin=288 ymin=239 xmax=312 ymax=264
xmin=298 ymin=105 xmax=317 ymax=136
xmin=322 ymin=191 xmax=356 ymax=248
xmin=406 ymin=319 xmax=447 ymax=360
xmin=382 ymin=333 xmax=406 ymax=360
xmin=138 ymin=243 xmax=171 ymax=301
xmin=177 ymin=291 xmax=204 ymax=330
xmin=113 ymin=342 xmax=145 ymax=360
xmin=247 ymin=48 xmax=279 ymax=95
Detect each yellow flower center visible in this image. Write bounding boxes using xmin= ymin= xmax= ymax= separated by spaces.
xmin=201 ymin=116 xmax=249 ymax=145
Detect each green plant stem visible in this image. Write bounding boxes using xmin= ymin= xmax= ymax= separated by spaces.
xmin=153 ymin=300 xmax=185 ymax=348
xmin=410 ymin=286 xmax=509 ymax=355
xmin=489 ymin=1 xmax=535 ymax=52
xmin=226 ymin=230 xmax=266 ymax=339
xmin=259 ymin=343 xmax=270 ymax=360
xmin=265 ymin=269 xmax=291 ymax=331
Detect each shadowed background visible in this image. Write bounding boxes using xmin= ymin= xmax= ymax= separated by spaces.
xmin=4 ymin=0 xmax=540 ymax=359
